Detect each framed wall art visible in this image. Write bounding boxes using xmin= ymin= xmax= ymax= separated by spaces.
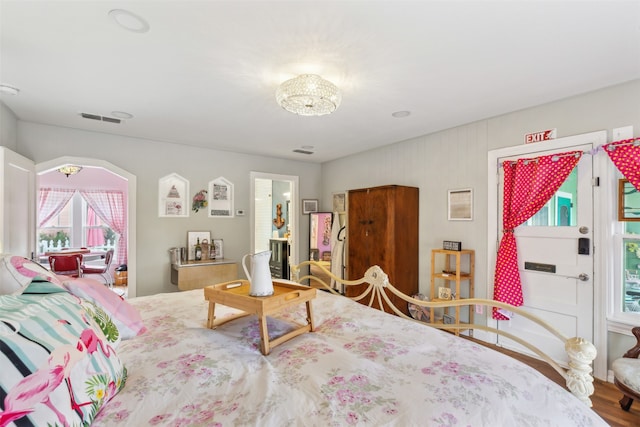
xmin=448 ymin=188 xmax=473 ymax=221
xmin=332 ymin=192 xmax=346 ymax=213
xmin=208 ymin=177 xmax=234 ymax=218
xmin=158 ymin=173 xmax=189 ymax=217
xmin=302 ymin=199 xmax=318 ymax=215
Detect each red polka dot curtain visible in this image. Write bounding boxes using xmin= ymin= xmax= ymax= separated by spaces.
xmin=604 ymin=138 xmax=640 ymax=191
xmin=493 ymin=151 xmax=582 ymax=320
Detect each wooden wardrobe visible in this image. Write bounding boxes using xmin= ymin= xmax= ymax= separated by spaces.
xmin=346 ymin=185 xmax=419 ymax=315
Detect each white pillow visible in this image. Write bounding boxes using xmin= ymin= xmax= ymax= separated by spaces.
xmin=0 ymin=254 xmax=61 ymax=295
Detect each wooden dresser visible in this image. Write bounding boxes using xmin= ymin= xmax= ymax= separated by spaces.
xmin=346 ymin=185 xmax=419 ymax=315
xmin=171 ymin=260 xmax=238 ymax=291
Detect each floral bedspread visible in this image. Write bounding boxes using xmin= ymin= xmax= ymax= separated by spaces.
xmin=94 ymin=290 xmax=606 ymax=426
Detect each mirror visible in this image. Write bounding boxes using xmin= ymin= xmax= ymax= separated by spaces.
xmin=309 ymin=212 xmax=333 ymax=283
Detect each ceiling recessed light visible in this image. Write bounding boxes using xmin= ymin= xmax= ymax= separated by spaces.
xmin=0 ymin=84 xmax=20 ymax=96
xmin=111 ymin=111 xmax=134 ymax=119
xmin=109 ymin=9 xmax=150 ymax=33
xmin=392 ymin=111 xmax=411 ymax=118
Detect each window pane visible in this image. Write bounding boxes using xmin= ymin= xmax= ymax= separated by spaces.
xmin=84 ymin=206 xmax=114 ymax=249
xmin=38 ymin=201 xmax=72 ymax=253
xmin=623 ymin=237 xmax=640 ymax=313
xmin=524 ymin=168 xmax=577 ymax=227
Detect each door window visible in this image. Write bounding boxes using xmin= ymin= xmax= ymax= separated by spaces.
xmin=524 ymin=168 xmax=577 ymax=227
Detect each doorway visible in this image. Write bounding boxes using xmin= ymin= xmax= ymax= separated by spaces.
xmin=487 ymin=130 xmax=607 ymax=378
xmin=36 ymin=157 xmax=137 ymax=297
xmin=250 ymin=172 xmax=299 ymax=274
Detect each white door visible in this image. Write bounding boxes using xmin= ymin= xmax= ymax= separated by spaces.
xmin=0 ymin=147 xmax=36 ymax=257
xmin=488 ymin=131 xmax=605 ymax=365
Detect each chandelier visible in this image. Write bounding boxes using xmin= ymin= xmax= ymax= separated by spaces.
xmin=276 ymin=74 xmax=341 ymax=116
xmin=57 ymin=165 xmax=83 ymax=177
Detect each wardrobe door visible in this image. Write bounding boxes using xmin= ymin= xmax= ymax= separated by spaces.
xmin=346 ymin=189 xmax=370 ymax=282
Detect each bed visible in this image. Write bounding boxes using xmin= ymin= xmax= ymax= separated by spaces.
xmin=0 ymin=256 xmax=606 ymax=426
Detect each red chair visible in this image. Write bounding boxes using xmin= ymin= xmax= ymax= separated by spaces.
xmin=48 ymin=254 xmax=83 ymax=278
xmin=81 ymin=249 xmax=114 ymax=287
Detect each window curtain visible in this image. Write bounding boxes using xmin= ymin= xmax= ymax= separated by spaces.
xmin=493 ymin=151 xmax=582 ymax=320
xmin=604 ymin=138 xmax=640 ymax=190
xmin=38 ymin=188 xmax=76 ymax=228
xmin=79 ymin=190 xmax=127 ymax=265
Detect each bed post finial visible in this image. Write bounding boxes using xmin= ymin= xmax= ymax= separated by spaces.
xmin=565 ymin=337 xmax=597 ymax=407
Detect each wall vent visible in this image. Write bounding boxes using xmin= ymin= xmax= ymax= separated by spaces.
xmin=80 ymin=112 xmax=122 ymax=124
xmin=293 ymin=149 xmax=314 ymax=155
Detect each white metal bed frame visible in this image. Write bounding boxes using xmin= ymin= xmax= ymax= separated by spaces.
xmin=291 ymin=260 xmax=597 ymax=407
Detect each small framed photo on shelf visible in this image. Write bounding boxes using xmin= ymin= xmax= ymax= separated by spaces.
xmin=212 ymin=239 xmax=224 ymax=259
xmin=448 ymin=188 xmax=473 ymax=221
xmin=302 ymin=199 xmax=318 ymax=214
xmin=438 ymin=286 xmax=452 ymax=300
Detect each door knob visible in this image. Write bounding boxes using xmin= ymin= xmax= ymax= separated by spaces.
xmin=567 ymin=273 xmax=589 ymax=281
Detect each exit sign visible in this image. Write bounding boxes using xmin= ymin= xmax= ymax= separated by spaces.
xmin=524 ymin=128 xmax=557 ymax=144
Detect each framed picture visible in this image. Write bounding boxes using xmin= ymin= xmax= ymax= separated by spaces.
xmin=302 ymin=199 xmax=318 ymax=214
xmin=158 ymin=173 xmax=189 ymax=217
xmin=438 ymin=286 xmax=452 ymax=300
xmin=448 ymin=188 xmax=473 ymax=221
xmin=187 ymin=231 xmax=210 ymax=261
xmin=208 ymin=176 xmax=234 ymax=218
xmin=332 ymin=192 xmax=346 ymax=213
xmin=618 ymin=179 xmax=640 ymax=222
xmin=212 ymin=239 xmax=224 ymax=259
xmin=443 ymin=314 xmax=456 ymax=325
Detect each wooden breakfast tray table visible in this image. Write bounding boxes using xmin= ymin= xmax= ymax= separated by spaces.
xmin=204 ymin=279 xmax=316 ymax=355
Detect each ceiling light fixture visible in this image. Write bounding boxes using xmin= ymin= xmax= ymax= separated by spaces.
xmin=0 ymin=85 xmax=20 ymax=96
xmin=57 ymin=165 xmax=83 ymax=178
xmin=276 ymin=74 xmax=341 ymax=116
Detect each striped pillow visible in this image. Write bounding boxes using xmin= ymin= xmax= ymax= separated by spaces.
xmin=0 ymin=291 xmax=127 ymax=426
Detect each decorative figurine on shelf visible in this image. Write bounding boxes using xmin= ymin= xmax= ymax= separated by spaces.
xmin=192 ymin=189 xmax=208 ymax=213
xmin=273 ymin=203 xmax=285 ymax=229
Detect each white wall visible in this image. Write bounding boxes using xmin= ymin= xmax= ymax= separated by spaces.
xmin=16 ymin=122 xmax=322 ymax=296
xmin=321 ymin=79 xmax=640 ymax=367
xmin=0 ymin=102 xmax=18 ymax=150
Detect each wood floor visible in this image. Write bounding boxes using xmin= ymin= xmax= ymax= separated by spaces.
xmin=474 ymin=339 xmax=640 ymax=426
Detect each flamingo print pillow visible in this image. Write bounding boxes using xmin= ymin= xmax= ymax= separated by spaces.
xmin=0 ymin=255 xmax=61 ymax=295
xmin=0 ymin=291 xmax=127 ymax=426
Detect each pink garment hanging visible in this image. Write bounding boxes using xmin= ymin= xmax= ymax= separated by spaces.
xmin=493 ymin=151 xmax=582 ymax=320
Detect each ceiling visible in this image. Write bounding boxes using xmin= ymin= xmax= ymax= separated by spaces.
xmin=1 ymin=1 xmax=639 ymax=163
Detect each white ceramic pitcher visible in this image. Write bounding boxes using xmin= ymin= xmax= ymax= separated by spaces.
xmin=242 ymin=251 xmax=274 ymax=296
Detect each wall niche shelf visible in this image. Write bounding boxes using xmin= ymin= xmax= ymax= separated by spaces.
xmin=159 ymin=173 xmax=189 ymax=218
